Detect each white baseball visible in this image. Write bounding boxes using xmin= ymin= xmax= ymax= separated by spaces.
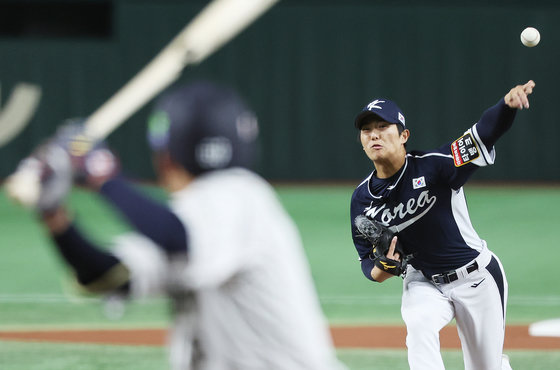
xmin=520 ymin=27 xmax=540 ymax=47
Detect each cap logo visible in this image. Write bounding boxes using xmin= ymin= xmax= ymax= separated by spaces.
xmin=366 ymin=99 xmax=385 ymax=110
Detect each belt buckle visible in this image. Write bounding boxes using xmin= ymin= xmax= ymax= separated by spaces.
xmin=431 ymin=273 xmax=449 ymax=285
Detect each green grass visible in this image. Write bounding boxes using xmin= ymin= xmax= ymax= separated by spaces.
xmin=337 ymin=349 xmax=560 ymax=370
xmin=1 ymin=183 xmax=560 ymax=369
xmin=2 ymin=342 xmax=559 ymax=370
xmin=0 ymin=341 xmax=167 ymax=370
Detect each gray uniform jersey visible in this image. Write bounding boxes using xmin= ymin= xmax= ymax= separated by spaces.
xmin=113 ymin=168 xmax=344 ymax=370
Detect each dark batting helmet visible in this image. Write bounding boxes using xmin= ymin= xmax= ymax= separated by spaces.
xmin=147 ymin=81 xmax=259 ymax=175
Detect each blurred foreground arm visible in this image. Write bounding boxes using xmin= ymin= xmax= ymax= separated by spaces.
xmin=99 ymin=178 xmax=188 ymax=255
xmin=43 ymin=207 xmax=130 ymax=294
xmin=52 ymin=122 xmax=189 ymax=256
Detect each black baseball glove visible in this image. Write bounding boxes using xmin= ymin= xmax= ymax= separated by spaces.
xmin=354 ymin=215 xmax=407 ymax=276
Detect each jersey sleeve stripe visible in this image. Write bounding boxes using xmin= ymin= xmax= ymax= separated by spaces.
xmin=471 ymin=124 xmax=496 ymax=165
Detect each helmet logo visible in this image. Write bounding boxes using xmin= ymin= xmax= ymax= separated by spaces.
xmin=236 ymin=111 xmax=259 ymax=142
xmin=196 ymin=137 xmax=233 ymax=169
xmin=147 ymin=110 xmax=171 ymax=151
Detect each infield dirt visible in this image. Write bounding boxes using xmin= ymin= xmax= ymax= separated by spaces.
xmin=0 ymin=325 xmax=559 ymax=349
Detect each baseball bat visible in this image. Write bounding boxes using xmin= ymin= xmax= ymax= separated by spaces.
xmin=4 ymin=0 xmax=278 ymax=207
xmin=0 ymin=83 xmax=42 ymax=147
xmin=84 ymin=0 xmax=278 ymax=140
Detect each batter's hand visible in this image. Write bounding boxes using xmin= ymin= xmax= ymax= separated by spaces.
xmin=5 ymin=142 xmax=73 ymax=214
xmin=504 ymin=80 xmax=535 ymax=110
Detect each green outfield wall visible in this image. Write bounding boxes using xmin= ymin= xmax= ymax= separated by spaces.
xmin=0 ymin=0 xmax=558 ymax=181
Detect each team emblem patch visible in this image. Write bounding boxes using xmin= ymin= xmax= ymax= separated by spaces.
xmin=451 ymin=132 xmax=480 ymax=167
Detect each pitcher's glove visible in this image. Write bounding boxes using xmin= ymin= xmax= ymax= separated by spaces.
xmin=354 ymin=215 xmax=407 ymax=276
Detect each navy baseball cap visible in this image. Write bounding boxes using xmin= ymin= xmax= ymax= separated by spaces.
xmin=354 ymin=99 xmax=406 ymax=129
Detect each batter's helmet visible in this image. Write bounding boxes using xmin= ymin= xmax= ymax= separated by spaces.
xmin=147 ymin=81 xmax=259 ymax=175
xmin=354 ymin=98 xmax=406 ymax=130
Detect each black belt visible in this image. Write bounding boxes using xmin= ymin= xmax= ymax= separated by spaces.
xmin=431 ymin=261 xmax=478 ymax=285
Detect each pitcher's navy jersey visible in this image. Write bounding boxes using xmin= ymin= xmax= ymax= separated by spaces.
xmin=351 ymin=124 xmax=497 ymax=279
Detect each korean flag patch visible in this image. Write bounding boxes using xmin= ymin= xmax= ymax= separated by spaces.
xmin=413 ymin=176 xmax=426 ymax=189
xmin=451 ymin=132 xmax=480 ymax=167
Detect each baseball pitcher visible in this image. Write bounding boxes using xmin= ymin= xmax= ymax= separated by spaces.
xmin=350 ymin=80 xmax=535 ymax=370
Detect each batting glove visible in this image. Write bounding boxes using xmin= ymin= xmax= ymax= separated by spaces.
xmin=53 ymin=120 xmax=120 ymax=189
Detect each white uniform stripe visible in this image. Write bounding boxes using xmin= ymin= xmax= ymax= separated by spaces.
xmin=450 ymin=187 xmax=484 ymax=252
xmin=368 ymin=158 xmax=409 ymax=199
xmin=408 ymin=152 xmax=453 ymax=159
